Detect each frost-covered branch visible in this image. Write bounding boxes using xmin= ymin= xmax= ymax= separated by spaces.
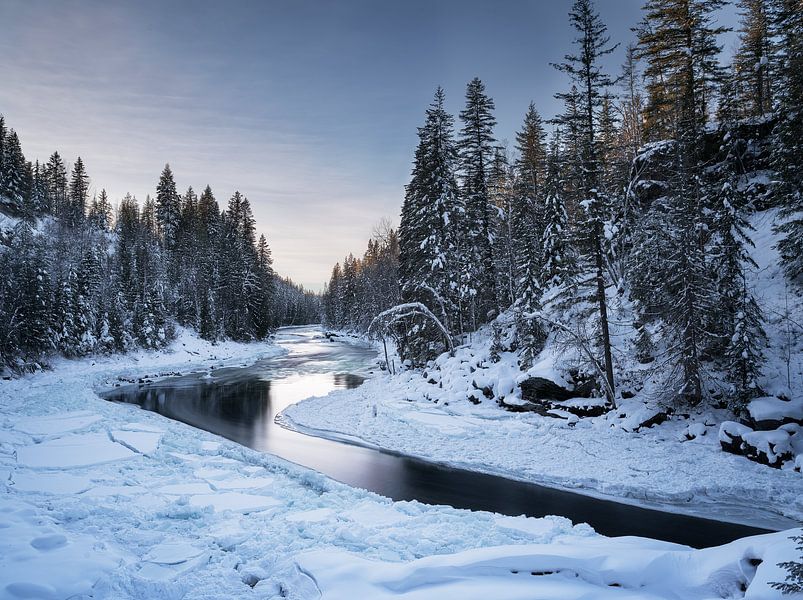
xmin=368 ymin=302 xmax=454 ymax=353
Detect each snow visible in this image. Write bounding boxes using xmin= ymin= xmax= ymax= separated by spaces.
xmin=282 ymin=210 xmax=803 ymax=530
xmin=284 ymin=364 xmax=803 ymax=528
xmin=1 ymin=327 xmax=801 ymax=598
xmin=294 ymin=532 xmax=803 ymax=600
xmin=749 ymin=396 xmax=803 ymax=423
xmin=16 ymin=432 xmax=137 ymax=468
xmin=14 ymin=411 xmax=103 ymax=436
xmin=111 ymin=429 xmax=162 ymax=454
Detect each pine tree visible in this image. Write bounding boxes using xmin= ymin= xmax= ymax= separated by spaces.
xmin=637 ymin=0 xmax=729 ymax=141
xmin=44 ymin=152 xmax=67 ymax=218
xmin=89 ymin=189 xmax=113 ymax=231
xmin=155 ymin=164 xmax=181 ymax=251
xmin=458 ymin=77 xmax=498 ymax=326
xmin=735 ymin=0 xmax=772 ymax=117
xmin=1 ymin=130 xmax=27 ymax=207
xmin=553 ymin=0 xmax=618 ymax=400
xmin=541 ymin=143 xmax=576 ymax=289
xmin=67 ymin=157 xmax=89 ymax=227
xmin=399 ymin=86 xmax=463 ymax=352
xmin=771 ymin=0 xmax=803 ymax=282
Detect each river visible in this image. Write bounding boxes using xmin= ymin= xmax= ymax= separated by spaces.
xmin=102 ymin=325 xmax=772 ymax=548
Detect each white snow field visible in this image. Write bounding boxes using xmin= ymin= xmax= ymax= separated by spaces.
xmin=0 ymin=327 xmax=800 ymax=598
xmin=283 ymin=210 xmax=803 ymax=531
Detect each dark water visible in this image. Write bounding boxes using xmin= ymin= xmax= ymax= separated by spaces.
xmin=103 ymin=325 xmax=775 ymax=549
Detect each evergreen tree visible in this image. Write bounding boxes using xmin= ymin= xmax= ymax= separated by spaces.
xmin=25 ymin=160 xmax=47 ymax=219
xmin=9 ymin=222 xmax=52 ymax=362
xmin=0 ymin=130 xmax=27 ymax=206
xmin=399 ymin=86 xmax=463 ymax=354
xmin=711 ymin=178 xmax=767 ymax=409
xmin=489 ymin=147 xmax=516 ymax=309
xmin=0 ymin=115 xmax=5 ymax=186
xmin=458 ymin=77 xmax=498 ymax=326
xmin=511 ymin=104 xmax=549 ymax=364
xmin=637 ymin=0 xmax=728 ymax=141
xmin=73 ymin=249 xmax=102 ymax=355
xmin=89 ymin=189 xmax=113 ymax=231
xmin=735 ymin=0 xmax=772 ymax=117
xmin=512 ymin=103 xmax=547 ymax=298
xmin=771 ymin=0 xmax=803 ymax=282
xmin=252 ymin=233 xmax=276 ymax=337
xmin=44 ymin=152 xmax=68 ymax=218
xmin=553 ymin=0 xmax=618 ymax=400
xmin=67 ymin=157 xmax=89 ymax=227
xmin=324 ymin=263 xmax=343 ymax=329
xmin=541 ymin=144 xmax=576 ymax=289
xmin=155 ymin=164 xmax=181 ymax=251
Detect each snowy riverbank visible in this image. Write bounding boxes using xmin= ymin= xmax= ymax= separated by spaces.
xmin=283 ymin=364 xmax=803 ymax=531
xmin=284 ymin=209 xmax=803 ymax=531
xmin=1 ymin=328 xmax=801 ymax=598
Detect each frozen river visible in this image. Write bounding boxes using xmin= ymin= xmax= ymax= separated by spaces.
xmin=103 ymin=325 xmax=771 ymax=548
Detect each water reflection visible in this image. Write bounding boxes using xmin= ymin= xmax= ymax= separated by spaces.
xmin=102 ymin=325 xmax=774 ymax=548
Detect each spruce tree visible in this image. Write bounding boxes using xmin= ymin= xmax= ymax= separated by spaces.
xmin=771 ymin=0 xmax=803 ymax=282
xmin=399 ymin=86 xmax=463 ymax=354
xmin=711 ymin=178 xmax=767 ymax=409
xmin=735 ymin=0 xmax=772 ymax=116
xmin=45 ymin=152 xmax=68 ymax=218
xmin=1 ymin=130 xmax=27 ymax=207
xmin=553 ymin=0 xmax=618 ymax=400
xmin=156 ymin=164 xmax=181 ymax=251
xmin=458 ymin=77 xmax=498 ymax=327
xmin=27 ymin=160 xmax=47 ymax=219
xmin=541 ymin=143 xmax=575 ymax=290
xmin=67 ymin=157 xmax=89 ymax=227
xmin=637 ymin=0 xmax=729 ymax=141
xmin=89 ymin=189 xmax=113 ymax=231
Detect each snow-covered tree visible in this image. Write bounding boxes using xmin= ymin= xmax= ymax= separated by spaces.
xmin=458 ymin=77 xmax=498 ymax=327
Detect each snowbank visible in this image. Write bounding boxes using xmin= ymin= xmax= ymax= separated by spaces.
xmin=1 ymin=328 xmax=801 ymax=598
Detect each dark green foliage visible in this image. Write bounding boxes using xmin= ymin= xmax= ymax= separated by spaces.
xmin=397 ymin=87 xmax=463 ymax=362
xmin=459 ymin=78 xmax=498 ymax=327
xmin=67 ymin=157 xmax=89 ymax=228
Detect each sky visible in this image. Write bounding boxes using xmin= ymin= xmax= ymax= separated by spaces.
xmin=0 ymin=0 xmax=739 ymax=290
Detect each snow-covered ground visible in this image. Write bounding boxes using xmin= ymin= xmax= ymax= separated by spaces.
xmin=283 ymin=210 xmax=803 ymax=531
xmin=1 ymin=327 xmax=801 ymax=598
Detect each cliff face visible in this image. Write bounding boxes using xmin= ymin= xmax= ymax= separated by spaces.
xmin=631 ymin=116 xmax=779 ymax=211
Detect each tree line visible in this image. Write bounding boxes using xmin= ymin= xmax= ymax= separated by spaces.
xmin=0 ymin=122 xmax=320 ymax=370
xmin=323 ymin=0 xmax=802 ymax=410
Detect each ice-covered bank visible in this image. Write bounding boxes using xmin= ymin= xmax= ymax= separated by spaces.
xmin=0 ymin=328 xmax=801 ymax=599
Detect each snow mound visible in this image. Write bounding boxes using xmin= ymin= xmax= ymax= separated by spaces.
xmin=295 ymin=530 xmax=801 ymax=600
